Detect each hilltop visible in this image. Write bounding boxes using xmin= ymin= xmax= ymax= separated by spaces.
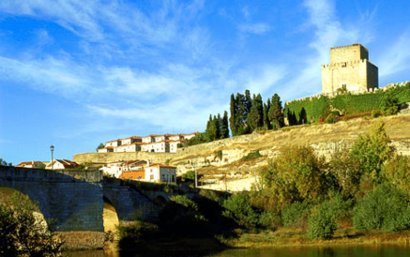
xmin=74 ymin=112 xmax=410 ymax=191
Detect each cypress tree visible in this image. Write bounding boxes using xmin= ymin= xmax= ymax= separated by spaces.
xmin=248 ymin=94 xmax=264 ymax=131
xmin=229 ymin=94 xmax=237 ymax=136
xmin=215 ymin=114 xmax=221 ymax=139
xmin=263 ymin=98 xmax=272 ymax=129
xmin=269 ymin=93 xmax=284 ymax=129
xmin=221 ymin=111 xmax=230 ymax=139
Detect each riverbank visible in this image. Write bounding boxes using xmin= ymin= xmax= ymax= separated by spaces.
xmin=220 ymin=228 xmax=410 ymax=248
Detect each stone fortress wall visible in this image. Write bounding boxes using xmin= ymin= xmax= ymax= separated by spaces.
xmin=321 ymin=44 xmax=378 ymax=95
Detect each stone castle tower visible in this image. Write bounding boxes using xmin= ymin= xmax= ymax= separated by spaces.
xmin=321 ymin=44 xmax=378 ymax=95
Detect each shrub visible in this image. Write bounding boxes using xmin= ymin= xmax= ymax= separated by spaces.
xmin=307 ymin=195 xmax=352 ymax=239
xmin=350 ymin=122 xmax=395 ymax=181
xmin=0 ymin=193 xmax=62 ymax=257
xmin=258 ymin=211 xmax=281 ymax=230
xmin=381 ymin=92 xmax=399 ymax=115
xmin=241 ymin=150 xmax=262 ymax=161
xmin=353 ymin=184 xmax=410 ymax=231
xmin=222 ymin=192 xmax=260 ymax=229
xmin=382 ymin=155 xmax=410 ymax=193
xmin=282 ymin=201 xmax=310 ymax=227
xmin=260 ymin=146 xmax=327 ymax=203
xmin=308 ymin=202 xmax=337 ymax=239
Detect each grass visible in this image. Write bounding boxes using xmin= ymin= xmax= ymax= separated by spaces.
xmin=221 ymin=227 xmax=410 ymax=248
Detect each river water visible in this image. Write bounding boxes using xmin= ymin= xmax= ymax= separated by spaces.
xmin=64 ymin=245 xmax=410 ymax=257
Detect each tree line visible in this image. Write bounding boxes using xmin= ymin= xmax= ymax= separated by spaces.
xmin=186 ymin=90 xmax=284 ymax=146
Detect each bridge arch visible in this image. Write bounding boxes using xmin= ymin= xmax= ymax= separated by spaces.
xmin=103 ymin=196 xmax=120 ymax=238
xmin=0 ymin=187 xmax=48 ymax=228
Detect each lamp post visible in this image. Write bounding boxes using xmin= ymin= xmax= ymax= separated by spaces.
xmin=50 ymin=145 xmax=54 ymax=170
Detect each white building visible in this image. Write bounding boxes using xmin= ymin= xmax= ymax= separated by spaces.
xmin=45 ymin=159 xmax=79 ymax=170
xmin=114 ymin=143 xmax=142 ymax=152
xmin=101 ymin=160 xmax=148 ymax=178
xmin=144 ymin=163 xmax=177 ymax=183
xmin=100 ymin=133 xmax=198 ymax=153
xmin=100 ymin=161 xmax=124 ymax=178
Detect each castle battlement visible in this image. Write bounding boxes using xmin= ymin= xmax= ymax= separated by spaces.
xmin=321 ymin=44 xmax=378 ymax=95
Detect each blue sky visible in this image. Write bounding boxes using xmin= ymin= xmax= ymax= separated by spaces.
xmin=1 ymin=0 xmax=410 ymax=164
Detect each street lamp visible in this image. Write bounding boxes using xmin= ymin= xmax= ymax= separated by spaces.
xmin=50 ymin=145 xmax=54 ymax=170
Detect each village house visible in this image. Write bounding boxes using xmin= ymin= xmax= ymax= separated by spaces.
xmin=101 ymin=160 xmax=148 ymax=178
xmin=144 ymin=163 xmax=177 ymax=183
xmin=118 ymin=161 xmax=177 ymax=184
xmin=45 ymin=159 xmax=79 ymax=170
xmin=16 ymin=161 xmax=45 ymax=168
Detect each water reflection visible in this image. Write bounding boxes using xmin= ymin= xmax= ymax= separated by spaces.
xmin=65 ymin=245 xmax=410 ymax=257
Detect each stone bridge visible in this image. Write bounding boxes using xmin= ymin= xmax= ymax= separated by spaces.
xmin=0 ymin=166 xmax=187 ymax=249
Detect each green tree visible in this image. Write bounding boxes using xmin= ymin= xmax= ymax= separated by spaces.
xmin=96 ymin=143 xmax=105 ymax=152
xmin=0 ymin=158 xmax=12 ymax=166
xmin=0 ymin=193 xmax=62 ymax=257
xmin=353 ymin=184 xmax=410 ymax=231
xmin=229 ymin=94 xmax=237 ymax=136
xmin=220 ymin=111 xmax=230 ymax=139
xmin=260 ymin=146 xmax=327 ymax=204
xmin=268 ymin=93 xmax=284 ymax=129
xmin=263 ymin=99 xmax=272 ymax=129
xmin=329 ymin=149 xmax=361 ymax=198
xmin=382 ymin=155 xmax=410 ymax=193
xmin=248 ymin=94 xmax=264 ymax=131
xmin=350 ymin=122 xmax=395 ymax=182
xmin=223 ymin=192 xmax=260 ymax=229
xmin=381 ymin=92 xmax=399 ymax=115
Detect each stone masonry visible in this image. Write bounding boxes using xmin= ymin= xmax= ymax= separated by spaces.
xmin=321 ymin=44 xmax=378 ymax=95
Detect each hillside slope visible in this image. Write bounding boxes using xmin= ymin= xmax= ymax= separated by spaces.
xmin=74 ymin=113 xmax=410 ymax=191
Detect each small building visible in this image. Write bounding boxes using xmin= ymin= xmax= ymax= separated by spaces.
xmin=144 ymin=163 xmax=176 ymax=183
xmin=114 ymin=143 xmax=142 ymax=152
xmin=16 ymin=161 xmax=45 ymax=168
xmin=45 ymin=159 xmax=79 ymax=170
xmin=100 ymin=161 xmax=124 ymax=178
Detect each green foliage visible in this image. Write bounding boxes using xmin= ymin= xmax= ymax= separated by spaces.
xmin=282 ymin=201 xmax=310 ymax=227
xmin=308 ymin=195 xmax=351 ymax=239
xmin=248 ymin=94 xmax=264 ymax=131
xmin=325 ymin=111 xmax=339 ymax=124
xmin=0 ymin=193 xmax=62 ymax=257
xmin=307 ymin=202 xmax=337 ymax=240
xmin=222 ymin=192 xmax=260 ymax=229
xmin=260 ymin=146 xmax=327 ymax=203
xmin=96 ymin=143 xmax=105 ymax=151
xmin=182 ymin=170 xmax=196 ymax=181
xmin=381 ymin=92 xmax=399 ymax=115
xmin=329 ymin=149 xmax=361 ymax=198
xmin=186 ymin=132 xmax=211 ymax=146
xmin=353 ymin=184 xmax=410 ymax=231
xmin=268 ymin=93 xmax=285 ymax=129
xmin=258 ymin=211 xmax=281 ymax=230
xmin=0 ymin=158 xmax=12 ymax=166
xmin=382 ymin=155 xmax=410 ymax=193
xmin=285 ymin=83 xmax=410 ymax=124
xmin=241 ymin=150 xmax=262 ymax=161
xmin=350 ymin=122 xmax=394 ymax=181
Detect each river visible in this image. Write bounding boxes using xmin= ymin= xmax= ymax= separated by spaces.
xmin=64 ymin=245 xmax=410 ymax=257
